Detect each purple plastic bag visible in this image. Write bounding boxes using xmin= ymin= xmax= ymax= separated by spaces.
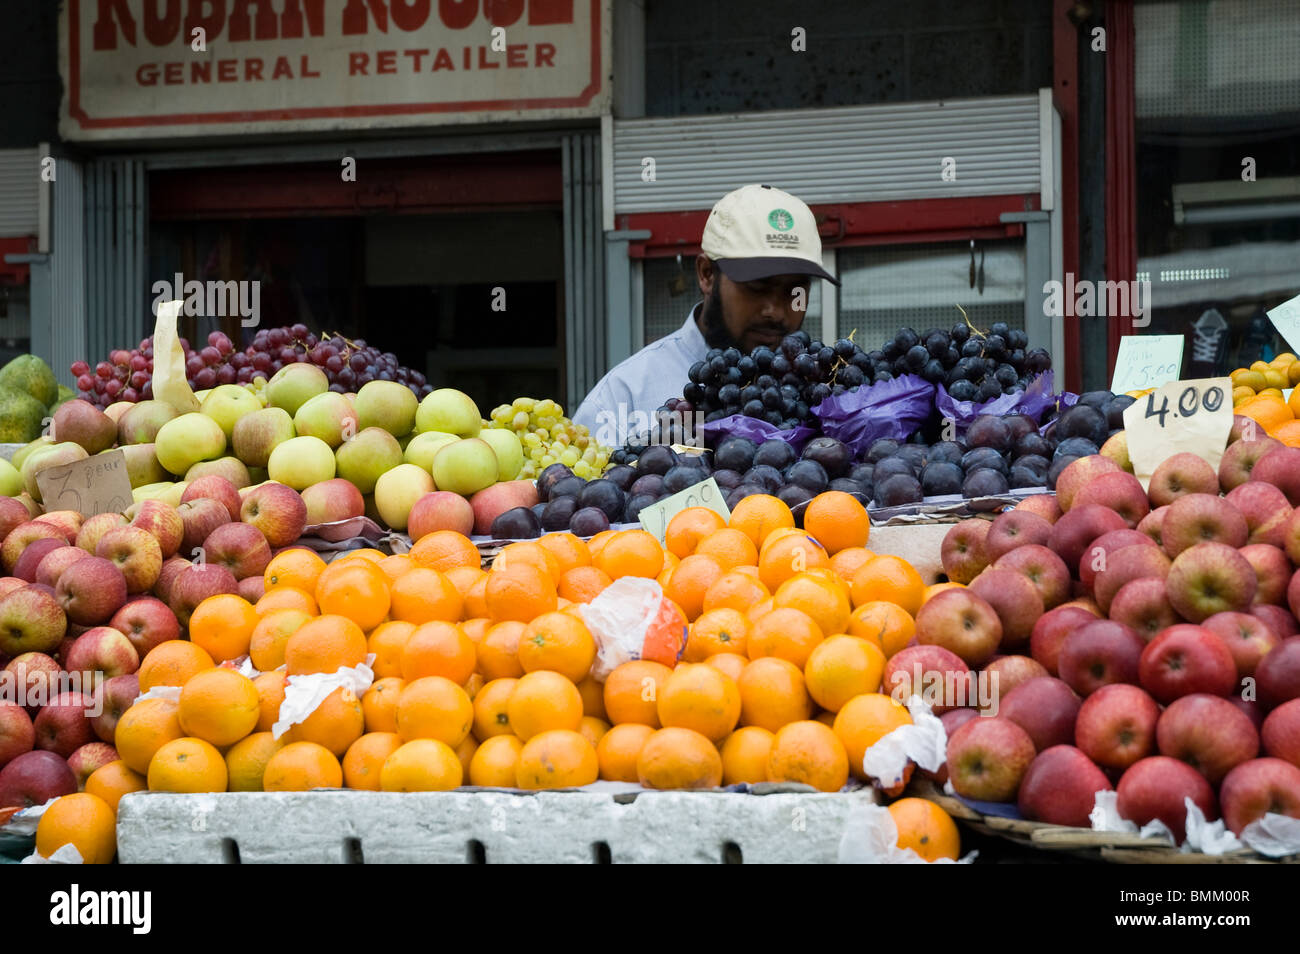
xmin=701 ymin=415 xmax=818 ymax=453
xmin=1039 ymin=390 xmax=1080 ymax=436
xmin=935 ymin=372 xmax=1059 ymax=433
xmin=811 ymin=374 xmax=935 ymax=457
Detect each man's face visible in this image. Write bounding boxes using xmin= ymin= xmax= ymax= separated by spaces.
xmin=696 ymin=256 xmax=809 ymax=353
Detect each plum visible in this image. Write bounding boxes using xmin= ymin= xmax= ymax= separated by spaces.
xmin=537 ymin=463 xmax=574 ymax=501
xmin=921 ymin=461 xmax=964 ymax=496
xmin=896 ymin=445 xmax=929 ymax=474
xmin=777 ymin=484 xmax=815 ymax=518
xmin=577 ymin=479 xmax=626 ymax=522
xmin=1014 ymin=431 xmax=1054 ymax=459
xmin=541 ymin=496 xmax=579 ymax=532
xmin=1054 ymin=404 xmax=1107 ymax=447
xmin=1003 ymin=414 xmax=1038 ymax=444
xmin=927 ymin=441 xmax=965 ymax=466
xmin=873 ymin=457 xmax=916 ymax=482
xmin=754 ymin=440 xmax=797 ymax=470
xmin=629 ymin=473 xmax=665 ymax=497
xmin=601 ymin=465 xmax=637 ymax=492
xmin=801 ymin=437 xmax=851 ymax=478
xmin=849 ymin=462 xmax=875 ymax=486
xmin=663 ymin=464 xmax=707 ymax=494
xmin=966 ymin=416 xmax=1013 ymax=454
xmin=830 ymin=478 xmax=869 ymax=497
xmin=550 ymin=475 xmax=586 ymax=500
xmin=569 ymin=507 xmax=611 ymax=536
xmin=1076 ymin=390 xmax=1114 ymax=411
xmin=866 ymin=439 xmax=900 ymax=463
xmin=875 ymin=473 xmax=924 ymax=507
xmin=711 ymin=469 xmax=743 ymax=491
xmin=743 ymin=465 xmax=784 ymax=494
xmin=636 ymin=445 xmax=678 ymax=476
xmin=963 ymin=468 xmax=1009 ymax=498
xmin=786 ymin=459 xmax=829 ymax=494
xmin=961 ymin=447 xmax=1009 ymax=475
xmin=714 ymin=436 xmax=758 ymax=473
xmin=623 ymin=494 xmax=658 ymax=523
xmin=491 ymin=506 xmax=542 ymax=539
xmin=1106 ymin=395 xmax=1135 ymax=430
xmin=1053 ymin=436 xmax=1099 ymax=460
xmin=1046 ymin=454 xmax=1078 ymax=490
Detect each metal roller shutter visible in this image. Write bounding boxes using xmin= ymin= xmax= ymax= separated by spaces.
xmin=0 ymin=149 xmax=39 ymax=239
xmin=84 ymin=158 xmax=146 ymax=369
xmin=563 ymin=131 xmax=606 ymax=416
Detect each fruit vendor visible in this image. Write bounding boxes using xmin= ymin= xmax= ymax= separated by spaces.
xmin=574 ymin=184 xmax=840 ymax=447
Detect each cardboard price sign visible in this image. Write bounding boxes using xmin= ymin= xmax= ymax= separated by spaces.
xmin=1122 ymin=377 xmax=1233 ymax=491
xmin=1267 ymin=293 xmax=1300 ymax=353
xmin=35 ymin=450 xmax=134 ymax=516
xmin=638 ymin=477 xmax=730 ymax=543
xmin=1110 ymin=335 xmax=1184 ymax=394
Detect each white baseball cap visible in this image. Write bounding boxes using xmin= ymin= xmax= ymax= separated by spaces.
xmin=701 ymin=184 xmax=839 ymax=285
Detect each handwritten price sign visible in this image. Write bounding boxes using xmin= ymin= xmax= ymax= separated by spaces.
xmin=1267 ymin=293 xmax=1300 ymax=353
xmin=1110 ymin=335 xmax=1184 ymax=394
xmin=638 ymin=477 xmax=730 ymax=543
xmin=35 ymin=450 xmax=134 ymax=516
xmin=1122 ymin=377 xmax=1232 ymax=491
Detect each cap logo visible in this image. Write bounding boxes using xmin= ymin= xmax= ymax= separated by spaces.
xmin=767 ymin=209 xmax=794 ymax=232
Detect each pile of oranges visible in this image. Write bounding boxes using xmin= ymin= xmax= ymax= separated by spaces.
xmin=42 ymin=488 xmax=960 ymax=864
xmin=1231 ymin=354 xmax=1300 ymax=446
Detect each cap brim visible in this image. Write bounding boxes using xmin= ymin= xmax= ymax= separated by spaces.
xmin=716 ymin=257 xmax=841 ymax=286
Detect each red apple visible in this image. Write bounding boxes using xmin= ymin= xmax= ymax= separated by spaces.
xmin=1165 ymin=542 xmax=1257 ymax=622
xmin=1017 ymin=745 xmax=1113 ymax=827
xmin=90 ymin=673 xmax=139 ymax=745
xmin=1250 ymin=446 xmax=1300 ymax=506
xmin=1201 ymin=611 xmax=1281 ymax=678
xmin=0 ymin=577 xmax=24 ymax=599
xmin=11 ymin=537 xmax=66 ymax=583
xmin=980 ymin=655 xmax=1050 ymax=714
xmin=108 ymin=597 xmax=179 ymax=659
xmin=968 ymin=568 xmax=1043 ymax=650
xmin=1261 ymin=699 xmax=1300 ymax=767
xmin=1253 ymin=604 xmax=1299 ymax=640
xmin=33 ymin=545 xmax=91 ymax=590
xmin=1160 ymin=493 xmax=1248 ymax=558
xmin=1225 ymin=481 xmax=1291 ymax=548
xmin=4 ymin=653 xmax=61 ymax=714
xmin=1 ymin=521 xmax=65 ymax=574
xmin=240 ymin=482 xmax=308 ymax=548
xmin=1218 ymin=757 xmax=1300 ymax=835
xmin=0 ymin=585 xmax=68 ymax=657
xmin=1048 ymin=506 xmax=1128 ymax=581
xmin=405 ymin=490 xmax=475 ymax=540
xmin=74 ymin=512 xmax=128 ymax=555
xmin=1072 ymin=471 xmax=1150 ymax=529
xmin=1226 ymin=694 xmax=1265 ymax=732
xmin=154 ymin=556 xmax=191 ymax=605
xmin=201 ymin=522 xmax=272 ymax=581
xmin=33 ymin=691 xmax=95 ymax=758
xmin=1156 ymin=692 xmax=1259 ymax=785
xmin=1058 ymin=619 xmax=1145 ymax=697
xmin=921 ymin=708 xmax=978 ymax=784
xmin=1139 ymin=624 xmax=1239 ymax=704
xmin=998 ymin=676 xmax=1080 ymax=751
xmin=0 ymin=497 xmax=32 ymax=545
xmin=238 ymin=575 xmax=266 ymax=604
xmin=1075 ymin=682 xmax=1160 ymax=771
xmin=63 ymin=627 xmax=139 ymax=681
xmin=54 ymin=556 xmax=128 ymax=626
xmin=1078 ymin=529 xmax=1154 ymax=591
xmin=983 ymin=510 xmax=1053 ymax=563
xmin=1240 ymin=543 xmax=1290 ymax=606
xmin=1256 ymin=636 xmax=1300 ymax=710
xmin=167 ymin=563 xmax=239 ymax=628
xmin=180 ymin=474 xmax=242 ymax=521
xmin=882 ymin=644 xmax=971 ymax=715
xmin=1108 ymin=578 xmax=1179 ymax=643
xmin=178 ymin=498 xmax=231 ymax=555
xmin=302 ymin=478 xmax=366 ymax=527
xmin=128 ymin=499 xmax=184 ymax=559
xmin=1015 ymin=494 xmax=1062 ymax=524
xmin=940 ymin=519 xmax=991 ymax=585
xmin=1137 ymin=505 xmax=1168 ymax=549
xmin=1055 ymin=455 xmax=1121 ymax=512
xmin=915 ymin=588 xmax=1002 ymax=668
xmin=1116 ymin=756 xmax=1218 ymax=843
xmin=1218 ymin=434 xmax=1284 ymax=491
xmin=1029 ymin=605 xmax=1099 ymax=676
xmin=66 ymin=741 xmax=119 ymax=791
xmin=945 ymin=715 xmax=1036 ymax=802
xmin=95 ymin=525 xmax=163 ymax=595
xmin=1093 ymin=544 xmax=1172 ymax=616
xmin=1148 ymin=452 xmax=1221 ymax=507
xmin=994 ymin=544 xmax=1072 ymax=610
xmin=37 ymin=511 xmax=84 ymax=542
xmin=469 ymin=480 xmax=541 ymax=536
xmin=0 ymin=700 xmax=34 ymax=768
xmin=0 ymin=749 xmax=77 ymax=808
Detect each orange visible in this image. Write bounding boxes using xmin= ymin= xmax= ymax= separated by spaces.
xmin=84 ymin=760 xmax=146 ymax=813
xmin=577 ymin=675 xmax=607 ymax=720
xmin=766 ymin=720 xmax=849 ymax=792
xmin=720 ymin=726 xmax=775 ymax=784
xmin=264 ymin=548 xmax=327 ymax=593
xmin=401 ymin=621 xmax=476 ymax=683
xmin=178 ymin=667 xmax=260 ymax=746
xmin=847 ymin=601 xmax=915 ymax=657
xmin=694 ymin=528 xmax=759 ymax=572
xmin=592 ymin=529 xmax=664 ymax=580
xmin=596 ymin=722 xmax=654 ymax=781
xmin=454 ymin=734 xmax=478 ymax=779
xmin=396 ymin=676 xmax=473 ymax=745
xmin=728 ymin=494 xmax=795 ymax=549
xmin=758 ymin=532 xmax=830 ymax=592
xmin=746 ymin=596 xmax=774 ymax=623
xmin=147 ymin=737 xmax=228 ymax=793
xmin=484 ymin=564 xmax=557 ymax=622
xmin=377 ymin=554 xmax=415 ymax=582
xmin=388 ymin=567 xmax=464 ymax=625
xmin=1238 ymin=395 xmax=1292 ymax=435
xmin=478 ymin=620 xmax=527 ymax=679
xmin=36 ymin=793 xmax=116 ymax=864
xmin=748 ymin=607 xmax=824 ymax=668
xmin=315 ymin=559 xmax=391 ymax=631
xmin=255 ymin=586 xmax=318 ymax=616
xmin=362 ymin=676 xmax=403 ymax=733
xmin=586 ymin=529 xmax=616 ymax=557
xmin=137 ymin=640 xmax=215 ymax=691
xmin=249 ymin=608 xmax=310 ymax=671
xmin=367 ymin=620 xmax=416 ymax=678
xmin=536 ymin=532 xmax=591 ymax=575
xmin=888 ymin=797 xmax=962 ymax=861
xmin=663 ymin=554 xmax=725 ymax=621
xmin=225 ymin=732 xmax=283 ymax=792
xmin=804 ymin=635 xmax=887 ymax=712
xmin=850 ymin=555 xmax=925 ymax=616
xmin=342 ymin=731 xmax=402 ymax=791
xmin=557 ymin=565 xmax=612 ymax=603
xmin=253 ymin=670 xmax=287 ymax=733
xmin=472 ymin=677 xmax=519 ymax=740
xmin=263 ymin=741 xmax=343 ymax=791
xmin=335 ymin=548 xmax=386 ymax=565
xmin=815 ymin=709 xmax=837 ymax=727
xmin=507 ymin=670 xmax=583 ymax=740
xmin=702 ymin=568 xmax=768 ymax=615
xmin=409 ymin=530 xmax=481 ymax=573
xmin=829 ymin=547 xmax=874 ymax=582
xmin=665 ymin=507 xmax=727 ymax=559
xmin=637 ymin=727 xmax=723 ymax=790
xmin=188 ymin=594 xmax=259 ymax=663
xmin=656 ymin=663 xmax=741 ymax=742
xmin=114 ymin=697 xmax=184 ymax=774
xmin=445 ymin=565 xmax=487 ymax=599
xmin=495 ymin=541 xmax=561 ymax=579
xmin=469 ymin=734 xmax=524 ymax=787
xmin=463 ymin=672 xmax=484 ymax=700
xmin=737 ymin=657 xmax=813 ymax=732
xmin=283 ymin=614 xmax=368 ymax=676
xmin=832 ymin=693 xmax=913 ymax=781
xmin=773 ymin=572 xmax=851 ymax=637
xmin=518 ymin=611 xmax=596 ymax=682
xmin=1271 ymin=419 xmax=1300 ymax=447
xmin=704 ymin=652 xmax=748 ymax=682
xmin=284 ymin=686 xmax=365 ymax=756
xmin=602 ymin=659 xmax=672 ymax=727
xmin=464 ymin=574 xmax=490 ymax=618
xmin=460 ymin=616 xmax=491 ymax=646
xmin=515 ymin=729 xmax=598 ymax=789
xmin=803 ymin=491 xmax=870 ymax=555
xmin=685 ymin=608 xmax=750 ymax=661
xmin=579 ymin=715 xmax=609 ymax=748
xmin=922 ymin=581 xmax=964 ymax=605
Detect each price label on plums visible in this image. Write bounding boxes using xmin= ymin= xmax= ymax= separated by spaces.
xmin=35 ymin=449 xmax=134 ymax=516
xmin=1122 ymin=377 xmax=1233 ymax=491
xmin=638 ymin=476 xmax=731 ymax=543
xmin=1110 ymin=335 xmax=1183 ymax=394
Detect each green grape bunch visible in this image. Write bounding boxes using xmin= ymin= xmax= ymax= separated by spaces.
xmin=488 ymin=397 xmax=611 ymax=479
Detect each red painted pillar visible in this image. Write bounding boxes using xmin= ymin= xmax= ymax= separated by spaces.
xmin=1054 ymin=0 xmax=1082 ymax=394
xmin=1105 ymin=0 xmax=1138 ymax=382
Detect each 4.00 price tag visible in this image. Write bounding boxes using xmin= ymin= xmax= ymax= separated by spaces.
xmin=1122 ymin=377 xmax=1232 ymax=491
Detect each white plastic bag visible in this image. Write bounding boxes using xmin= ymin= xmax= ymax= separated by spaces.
xmin=860 ymin=696 xmax=948 ymax=790
xmin=272 ymin=658 xmax=375 ymax=740
xmin=579 ymin=578 xmax=687 ymax=680
xmin=837 ymin=801 xmax=977 ymax=864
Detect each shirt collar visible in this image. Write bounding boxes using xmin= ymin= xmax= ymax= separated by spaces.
xmin=682 ymin=302 xmax=707 ymax=354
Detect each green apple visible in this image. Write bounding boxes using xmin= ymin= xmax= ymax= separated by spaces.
xmin=335 ymin=427 xmax=403 ymax=496
xmin=200 ymin=384 xmax=262 ymax=440
xmin=11 ymin=436 xmax=53 ymax=473
xmin=132 ymin=480 xmax=185 ymax=504
xmin=415 ymin=388 xmax=481 ymax=438
xmin=0 ymin=457 xmax=20 ymax=497
xmin=154 ymin=413 xmax=227 ymax=476
xmin=231 ymin=407 xmax=295 ymax=469
xmin=266 ymin=363 xmax=329 ymax=417
xmin=117 ymin=400 xmax=179 ymax=445
xmin=431 ymin=438 xmax=499 ymax=497
xmin=374 ymin=463 xmax=434 ymax=531
xmin=115 ymin=444 xmax=169 ymax=488
xmin=21 ymin=441 xmax=90 ymax=502
xmin=294 ymin=392 xmax=358 ymax=449
xmin=185 ymin=456 xmax=252 ymax=488
xmin=355 ymin=380 xmax=418 ymax=438
xmin=477 ymin=428 xmax=525 ymax=482
xmin=404 ymin=431 xmax=459 ymax=473
xmin=267 ymin=435 xmax=336 ymax=490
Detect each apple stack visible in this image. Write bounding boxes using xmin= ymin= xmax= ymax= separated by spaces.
xmin=923 ymin=421 xmax=1300 ymax=846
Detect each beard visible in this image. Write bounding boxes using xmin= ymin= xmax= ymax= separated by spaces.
xmin=698 ymin=281 xmax=739 ymax=350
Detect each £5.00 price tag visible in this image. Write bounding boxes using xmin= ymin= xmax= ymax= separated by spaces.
xmin=1110 ymin=335 xmax=1184 ymax=395
xmin=1121 ymin=377 xmax=1232 ymax=491
xmin=34 ymin=449 xmax=134 ymax=516
xmin=1267 ymin=293 xmax=1300 ymax=353
xmin=638 ymin=476 xmax=730 ymax=543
